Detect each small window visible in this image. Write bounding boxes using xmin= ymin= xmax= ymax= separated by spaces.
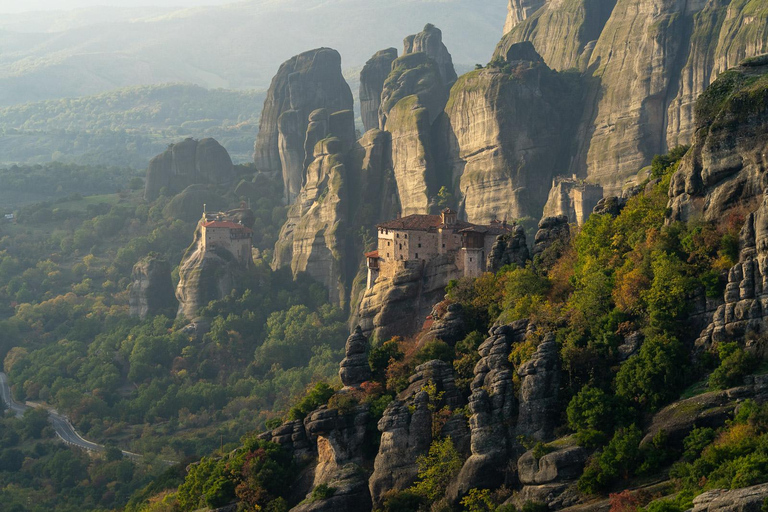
xmin=400 ymin=255 xmax=404 ymax=260
xmin=415 ymin=253 xmax=419 ymax=259
xmin=404 ymin=234 xmax=408 ymax=239
xmin=442 ymin=243 xmax=446 ymax=248
xmin=388 ymin=241 xmax=391 ymax=246
xmin=470 ymin=258 xmax=473 ymax=262
xmin=387 ymin=253 xmax=390 ymax=257
xmin=418 ymin=243 xmax=422 ymax=248
xmin=399 ymin=243 xmax=402 ymax=250
xmin=396 ymin=233 xmax=400 ymax=238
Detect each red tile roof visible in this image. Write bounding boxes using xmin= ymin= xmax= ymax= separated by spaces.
xmin=378 ymin=214 xmax=443 ymax=231
xmin=203 ymin=221 xmax=253 ymax=232
xmin=365 ymin=250 xmax=379 ymax=259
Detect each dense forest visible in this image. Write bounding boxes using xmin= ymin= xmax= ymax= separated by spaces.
xmin=0 ymin=84 xmax=264 ymax=167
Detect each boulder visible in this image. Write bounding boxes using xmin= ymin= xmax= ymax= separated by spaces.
xmin=339 ymin=327 xmax=372 ymax=388
xmin=419 ymin=303 xmax=468 ymax=347
xmin=692 ymin=483 xmax=768 ymax=512
xmin=518 ymin=446 xmax=588 ymax=485
xmin=533 ymin=215 xmax=570 ymax=258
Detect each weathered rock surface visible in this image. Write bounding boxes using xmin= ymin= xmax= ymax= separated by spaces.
xmin=533 ymin=215 xmax=570 ymax=258
xmin=339 ymin=327 xmax=372 ymax=388
xmin=669 ymin=62 xmax=768 ymax=223
xmin=419 ymin=302 xmax=468 ymax=347
xmin=145 ymin=138 xmax=234 ymax=201
xmin=543 ymin=178 xmax=603 ymax=226
xmin=450 ymin=321 xmax=530 ymax=499
xmin=358 ymin=254 xmax=462 ymax=341
xmin=517 ymin=334 xmax=560 ymax=441
xmin=641 ymin=375 xmax=768 ymax=449
xmin=440 ymin=43 xmax=581 ymax=224
xmin=370 ymin=359 xmax=464 ymax=507
xmin=360 ymin=48 xmax=398 ymax=133
xmin=497 ymin=0 xmax=767 ymax=196
xmin=488 ymin=224 xmax=530 ymax=273
xmin=176 ymin=227 xmax=248 ymax=321
xmin=273 ymin=137 xmax=348 ymax=306
xmin=379 ymin=52 xmax=447 ymax=130
xmin=692 ymin=483 xmax=768 ymax=512
xmin=591 ymin=196 xmax=626 ymax=217
xmin=253 ymin=48 xmax=353 ymax=204
xmin=697 ymin=192 xmax=768 ymax=351
xmin=129 ymin=256 xmax=176 ymax=320
xmin=403 ymin=24 xmax=457 ymax=88
xmin=161 ymin=184 xmax=228 ymax=223
xmin=518 ymin=445 xmax=589 ymax=485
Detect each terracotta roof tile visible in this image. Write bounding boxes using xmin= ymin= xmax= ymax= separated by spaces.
xmin=378 ymin=214 xmax=443 ymax=231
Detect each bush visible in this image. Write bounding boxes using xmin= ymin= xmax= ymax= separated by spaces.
xmin=310 ymin=484 xmax=336 ymax=501
xmin=410 ymin=437 xmax=463 ymax=502
xmin=369 ymin=339 xmax=404 ymax=383
xmin=413 ymin=340 xmax=454 ymax=365
xmin=578 ymin=425 xmax=643 ymax=494
xmin=380 ymin=490 xmax=423 ymax=512
xmin=708 ymin=343 xmax=758 ymax=390
xmin=287 ymin=383 xmax=335 ymax=421
xmin=567 ymin=386 xmax=633 ymax=447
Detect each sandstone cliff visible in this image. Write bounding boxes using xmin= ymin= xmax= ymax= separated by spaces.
xmin=669 ymin=60 xmax=768 ymax=222
xmin=128 ymin=256 xmax=177 ymax=320
xmin=379 ymin=51 xmax=447 ymax=130
xmin=253 ymin=48 xmax=354 ymax=204
xmin=439 ymin=43 xmax=582 ymax=224
xmin=496 ymin=0 xmax=767 ymax=196
xmin=360 ymin=48 xmax=398 ymax=133
xmin=144 ymin=138 xmax=234 ymax=201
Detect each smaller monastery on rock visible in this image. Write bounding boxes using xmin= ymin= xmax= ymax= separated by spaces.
xmin=200 ymin=209 xmax=254 ymax=267
xmin=365 ymin=208 xmax=513 ymax=288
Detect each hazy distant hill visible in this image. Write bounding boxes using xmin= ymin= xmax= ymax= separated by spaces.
xmin=0 ymin=83 xmax=264 ymax=167
xmin=0 ymin=0 xmax=506 ymax=106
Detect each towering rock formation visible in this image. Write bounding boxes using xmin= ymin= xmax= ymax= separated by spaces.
xmin=253 ymin=48 xmax=354 ymax=204
xmin=273 ymin=136 xmax=349 ymax=306
xmin=516 ymin=334 xmax=560 ymax=441
xmin=144 ymin=138 xmax=234 ymax=201
xmin=533 ymin=215 xmax=571 ymax=258
xmin=403 ymin=24 xmax=458 ymax=88
xmin=440 ymin=42 xmax=581 ymax=224
xmin=360 ymin=48 xmax=398 ymax=133
xmin=542 ymin=177 xmax=604 ymax=226
xmin=339 ymin=327 xmax=372 ymax=388
xmin=128 ymin=257 xmax=177 ymax=320
xmin=175 ymin=208 xmax=255 ymax=321
xmin=497 ymin=0 xmax=767 ymax=196
xmin=503 ymin=0 xmax=548 ymax=34
xmin=669 ymin=60 xmax=768 ymax=223
xmin=379 ymin=52 xmax=447 ymax=130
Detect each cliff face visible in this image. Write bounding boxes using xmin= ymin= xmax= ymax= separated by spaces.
xmin=379 ymin=52 xmax=447 ymax=130
xmin=253 ymin=48 xmax=354 ymax=204
xmin=128 ymin=257 xmax=177 ymax=320
xmin=497 ymin=0 xmax=767 ymax=196
xmin=669 ymin=60 xmax=768 ymax=222
xmin=144 ymin=138 xmax=234 ymax=201
xmin=360 ymin=48 xmax=398 ymax=133
xmin=503 ymin=0 xmax=548 ymax=34
xmin=403 ymin=24 xmax=458 ymax=88
xmin=440 ymin=43 xmax=582 ymax=224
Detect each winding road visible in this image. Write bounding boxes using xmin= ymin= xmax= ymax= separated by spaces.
xmin=0 ymin=372 xmax=141 ymax=460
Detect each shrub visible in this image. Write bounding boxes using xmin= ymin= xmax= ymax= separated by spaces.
xmin=287 ymin=382 xmax=335 ymax=421
xmin=413 ymin=340 xmax=454 ymax=365
xmin=708 ymin=343 xmax=758 ymax=390
xmin=380 ymin=490 xmax=423 ymax=512
xmin=578 ymin=425 xmax=643 ymax=494
xmin=310 ymin=484 xmax=336 ymax=501
xmin=410 ymin=437 xmax=463 ymax=502
xmin=567 ymin=386 xmax=633 ymax=447
xmin=369 ymin=338 xmax=404 ymax=383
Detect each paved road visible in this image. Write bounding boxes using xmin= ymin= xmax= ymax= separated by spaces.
xmin=0 ymin=371 xmax=141 ymax=459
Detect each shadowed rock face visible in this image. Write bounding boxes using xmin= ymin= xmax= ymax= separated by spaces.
xmin=403 ymin=24 xmax=457 ymax=88
xmin=533 ymin=215 xmax=570 ymax=258
xmin=253 ymin=48 xmax=353 ymax=204
xmin=379 ymin=52 xmax=447 ymax=130
xmin=496 ymin=0 xmax=767 ymax=196
xmin=360 ymin=48 xmax=398 ymax=133
xmin=517 ymin=334 xmax=560 ymax=441
xmin=339 ymin=327 xmax=372 ymax=388
xmin=440 ymin=43 xmax=581 ymax=224
xmin=669 ymin=62 xmax=768 ymax=224
xmin=129 ymin=257 xmax=177 ymax=320
xmin=488 ymin=224 xmax=530 ymax=274
xmin=144 ymin=138 xmax=234 ymax=201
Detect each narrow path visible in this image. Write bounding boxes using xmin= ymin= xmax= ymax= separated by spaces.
xmin=0 ymin=372 xmax=142 ymax=460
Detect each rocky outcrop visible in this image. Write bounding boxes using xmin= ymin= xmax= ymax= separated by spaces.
xmin=360 ymin=48 xmax=398 ymax=133
xmin=696 ymin=193 xmax=768 ymax=351
xmin=488 ymin=224 xmax=530 ymax=273
xmin=128 ymin=256 xmax=176 ymax=320
xmin=543 ymin=178 xmax=603 ymax=226
xmin=145 ymin=138 xmax=234 ymax=201
xmin=450 ymin=321 xmax=530 ymax=499
xmin=339 ymin=327 xmax=372 ymax=388
xmin=358 ymin=254 xmax=462 ymax=341
xmin=370 ymin=360 xmax=464 ymax=508
xmin=517 ymin=334 xmax=560 ymax=441
xmin=641 ymin=374 xmax=768 ymax=449
xmin=419 ymin=303 xmax=468 ymax=347
xmin=403 ymin=24 xmax=457 ymax=88
xmin=387 ymin=96 xmax=437 ymax=216
xmin=498 ymin=0 xmax=617 ymax=72
xmin=518 ymin=445 xmax=588 ymax=486
xmin=440 ymin=43 xmax=581 ymax=224
xmin=273 ymin=137 xmax=348 ymax=306
xmin=497 ymin=0 xmax=767 ymax=196
xmin=669 ymin=61 xmax=768 ymax=223
xmin=175 ymin=228 xmax=248 ymax=321
xmin=533 ymin=215 xmax=570 ymax=259
xmin=379 ymin=52 xmax=447 ymax=130
xmin=253 ymin=48 xmax=354 ymax=204
xmin=692 ymin=483 xmax=768 ymax=512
